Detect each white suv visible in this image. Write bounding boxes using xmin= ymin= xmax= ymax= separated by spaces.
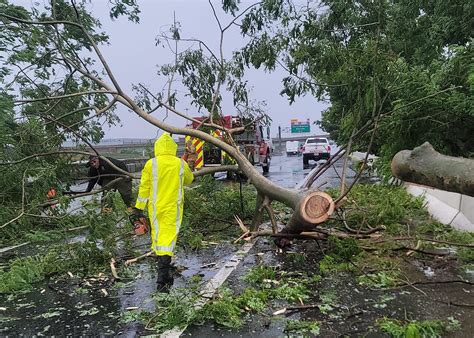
xmin=302 ymin=137 xmax=331 ymax=167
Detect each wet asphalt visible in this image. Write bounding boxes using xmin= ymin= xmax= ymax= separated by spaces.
xmin=265 ymin=149 xmax=352 ymax=189
xmin=0 ymin=152 xmax=357 ymax=336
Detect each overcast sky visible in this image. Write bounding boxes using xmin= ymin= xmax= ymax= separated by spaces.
xmin=18 ymin=0 xmax=329 ymax=138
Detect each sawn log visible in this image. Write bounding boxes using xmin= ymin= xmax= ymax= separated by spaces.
xmin=391 ymin=142 xmax=474 ymax=197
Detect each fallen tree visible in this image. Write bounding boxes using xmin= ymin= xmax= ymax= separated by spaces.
xmin=0 ymin=2 xmax=344 ymax=238
xmin=391 ymin=142 xmax=474 ymax=197
xmin=3 ymin=1 xmax=444 ymax=241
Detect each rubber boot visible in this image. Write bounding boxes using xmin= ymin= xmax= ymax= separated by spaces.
xmin=156 ymin=255 xmax=173 ymax=293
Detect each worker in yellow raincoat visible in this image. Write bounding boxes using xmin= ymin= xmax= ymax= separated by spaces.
xmin=134 ymin=133 xmax=194 ymax=292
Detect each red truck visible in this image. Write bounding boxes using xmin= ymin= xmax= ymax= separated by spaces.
xmin=186 ymin=116 xmax=273 ymax=174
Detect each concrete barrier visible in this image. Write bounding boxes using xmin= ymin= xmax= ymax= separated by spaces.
xmin=404 ymin=182 xmax=474 ymax=232
xmin=121 ymin=158 xmax=148 ymax=173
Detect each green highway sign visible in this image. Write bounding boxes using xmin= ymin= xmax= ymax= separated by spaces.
xmin=291 ymin=124 xmax=310 ymax=133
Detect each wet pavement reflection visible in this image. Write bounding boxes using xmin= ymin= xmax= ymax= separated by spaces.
xmin=267 ymin=149 xmax=354 ymax=189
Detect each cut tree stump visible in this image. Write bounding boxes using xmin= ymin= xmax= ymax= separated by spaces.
xmin=284 ymin=190 xmax=335 ymax=234
xmin=391 ymin=142 xmax=474 ymax=197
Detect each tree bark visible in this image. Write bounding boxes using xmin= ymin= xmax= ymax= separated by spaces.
xmin=391 ymin=142 xmax=474 ymax=197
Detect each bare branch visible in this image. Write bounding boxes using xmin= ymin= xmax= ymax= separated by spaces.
xmin=37 ymin=99 xmax=117 ymax=151
xmin=0 ymin=14 xmax=82 ymax=28
xmin=163 ymin=11 xmax=180 ymax=122
xmin=62 ymin=98 xmax=117 ymax=129
xmin=302 ymin=147 xmax=346 ymax=189
xmin=14 ymin=90 xmax=116 ymax=105
xmin=138 ymin=83 xmax=237 ymax=133
xmin=276 ymin=59 xmax=348 ymax=88
xmin=159 ymin=34 xmax=221 ymax=65
xmin=4 ymin=50 xmax=57 ymax=90
xmin=335 ymin=95 xmax=383 ymax=203
xmin=45 ymin=106 xmax=93 ymax=125
xmin=11 ymin=63 xmax=49 ymax=96
xmin=39 ymin=114 xmax=100 ymax=156
xmin=210 ymin=6 xmax=225 ymax=123
xmin=340 ymin=129 xmax=355 ymax=196
xmin=0 ymin=150 xmax=136 ymax=180
xmin=193 ymin=165 xmax=239 ymax=177
xmin=208 ymin=0 xmax=223 ymax=31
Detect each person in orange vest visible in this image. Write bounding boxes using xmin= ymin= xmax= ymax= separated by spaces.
xmin=45 ymin=187 xmax=57 ymax=209
xmin=133 ymin=133 xmax=194 ymax=292
xmin=182 ymin=139 xmax=197 ymax=171
xmin=46 ymin=187 xmax=56 ymax=199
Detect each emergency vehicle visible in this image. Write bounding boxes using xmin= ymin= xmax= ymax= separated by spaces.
xmin=185 ymin=115 xmax=273 ymax=174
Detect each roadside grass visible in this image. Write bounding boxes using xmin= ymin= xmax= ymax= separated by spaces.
xmin=378 ymin=317 xmax=461 ymax=337
xmin=326 ymin=184 xmax=427 ymax=232
xmin=0 ymin=195 xmax=132 ymax=294
xmin=143 ymin=264 xmax=322 ymax=332
xmin=0 ymin=241 xmax=111 ymax=293
xmin=320 ymin=184 xmax=474 ymax=287
xmin=284 ymin=319 xmax=321 ymax=335
xmin=179 ymin=176 xmax=257 ymax=250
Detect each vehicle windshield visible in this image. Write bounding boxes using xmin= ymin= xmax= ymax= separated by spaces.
xmin=306 ymin=138 xmax=327 ymax=144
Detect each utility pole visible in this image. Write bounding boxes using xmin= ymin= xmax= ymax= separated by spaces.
xmin=278 ymin=125 xmax=282 ymax=152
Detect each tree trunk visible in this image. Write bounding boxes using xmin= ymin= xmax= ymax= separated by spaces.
xmin=285 ymin=190 xmax=335 ymax=233
xmin=391 ymin=142 xmax=474 ymax=197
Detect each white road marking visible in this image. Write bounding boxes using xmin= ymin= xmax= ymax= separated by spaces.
xmin=160 ymin=241 xmax=255 ymax=338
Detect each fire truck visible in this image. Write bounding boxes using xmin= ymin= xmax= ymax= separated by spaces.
xmin=185 ymin=115 xmax=273 ymax=174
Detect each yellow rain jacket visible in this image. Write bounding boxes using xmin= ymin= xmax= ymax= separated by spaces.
xmin=135 ymin=133 xmax=194 ymax=256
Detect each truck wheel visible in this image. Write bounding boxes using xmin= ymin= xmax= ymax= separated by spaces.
xmin=303 ymin=155 xmax=309 ymax=168
xmin=262 ymin=154 xmax=270 ymax=174
xmin=247 ymin=152 xmax=255 ymax=165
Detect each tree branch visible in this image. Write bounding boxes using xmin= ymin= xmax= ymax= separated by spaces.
xmin=0 ymin=170 xmax=27 ymax=229
xmin=14 ymin=90 xmax=116 ymax=105
xmin=208 ymin=0 xmax=223 ymax=32
xmin=38 ymin=177 xmax=125 ymax=208
xmin=8 ymin=10 xmax=300 ymax=209
xmin=0 ymin=150 xmax=135 ymax=180
xmin=0 ymin=14 xmax=82 ymax=28
xmin=193 ymin=165 xmax=240 ymax=177
xmin=39 ymin=114 xmax=100 ymax=156
xmin=222 ymin=2 xmax=262 ymax=32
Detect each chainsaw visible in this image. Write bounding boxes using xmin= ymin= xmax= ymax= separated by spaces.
xmin=129 ymin=213 xmax=150 ymax=235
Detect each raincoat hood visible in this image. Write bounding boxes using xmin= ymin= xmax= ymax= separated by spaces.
xmin=154 ymin=133 xmax=177 ymax=157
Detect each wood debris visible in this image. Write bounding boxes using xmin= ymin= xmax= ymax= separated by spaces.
xmin=110 ymin=258 xmax=119 ymax=279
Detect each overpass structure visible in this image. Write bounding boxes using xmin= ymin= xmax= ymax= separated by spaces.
xmin=65 ymin=134 xmax=332 ymax=173
xmin=275 ymin=134 xmax=330 ymax=143
xmin=63 ymin=134 xmax=331 ymax=154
